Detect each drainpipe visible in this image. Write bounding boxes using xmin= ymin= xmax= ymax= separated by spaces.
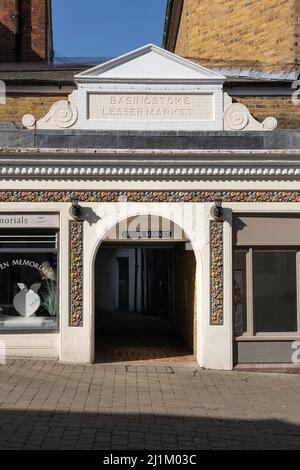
xmin=47 ymin=0 xmax=54 ymax=63
xmin=162 ymin=0 xmax=173 ymax=49
xmin=162 ymin=0 xmax=184 ymax=52
xmin=141 ymin=248 xmax=145 ymax=314
xmin=12 ymin=0 xmax=22 ymax=61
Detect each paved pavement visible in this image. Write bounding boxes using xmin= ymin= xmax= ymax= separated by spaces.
xmin=95 ymin=309 xmax=194 ymax=363
xmin=0 ymin=359 xmax=300 ymax=449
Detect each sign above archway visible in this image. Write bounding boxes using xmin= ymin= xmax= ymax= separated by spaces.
xmin=22 ymin=44 xmax=277 ymax=132
xmin=103 ymin=215 xmax=190 ymax=243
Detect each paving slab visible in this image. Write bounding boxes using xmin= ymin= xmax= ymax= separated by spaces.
xmin=0 ymin=359 xmax=299 ymax=449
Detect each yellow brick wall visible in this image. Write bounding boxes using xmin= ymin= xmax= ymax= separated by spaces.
xmin=234 ymin=96 xmax=300 ymax=129
xmin=296 ymin=0 xmax=300 ymax=67
xmin=0 ymin=94 xmax=68 ymax=124
xmin=174 ymin=246 xmax=197 ymax=353
xmin=175 ymin=0 xmax=298 ymax=70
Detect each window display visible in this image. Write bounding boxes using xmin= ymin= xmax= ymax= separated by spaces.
xmin=0 ymin=228 xmax=59 ymax=330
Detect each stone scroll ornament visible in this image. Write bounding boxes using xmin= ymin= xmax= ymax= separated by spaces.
xmin=210 ymin=220 xmax=224 ymax=325
xmin=223 ymin=94 xmax=277 ymax=131
xmin=22 ymin=98 xmax=78 ymax=130
xmin=70 ymin=220 xmax=83 ymax=327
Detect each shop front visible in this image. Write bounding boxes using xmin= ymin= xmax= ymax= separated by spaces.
xmin=0 ymin=211 xmax=61 ymax=358
xmin=1 ymin=45 xmax=300 ymax=369
xmin=233 ymin=214 xmax=300 ymax=363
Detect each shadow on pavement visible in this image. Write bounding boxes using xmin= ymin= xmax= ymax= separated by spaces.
xmin=0 ymin=409 xmax=299 ymax=449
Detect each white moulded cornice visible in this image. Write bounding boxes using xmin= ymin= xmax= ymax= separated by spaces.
xmin=0 ymin=152 xmax=300 ymax=179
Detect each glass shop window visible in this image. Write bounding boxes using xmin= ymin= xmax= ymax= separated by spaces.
xmin=233 ymin=215 xmax=300 ymax=337
xmin=253 ymin=250 xmax=297 ymax=333
xmin=233 ymin=248 xmax=298 ymax=336
xmin=233 ymin=250 xmax=247 ymax=336
xmin=0 ymin=229 xmax=59 ymax=330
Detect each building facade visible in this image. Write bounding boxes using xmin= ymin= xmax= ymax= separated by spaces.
xmin=0 ymin=2 xmax=300 ymax=369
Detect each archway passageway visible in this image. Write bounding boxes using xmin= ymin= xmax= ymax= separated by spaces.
xmin=94 ymin=240 xmax=197 ymax=364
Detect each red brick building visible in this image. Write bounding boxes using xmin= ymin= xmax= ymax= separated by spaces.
xmin=0 ymin=0 xmax=53 ymax=62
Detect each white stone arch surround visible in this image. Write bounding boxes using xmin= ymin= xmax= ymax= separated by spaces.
xmin=87 ymin=203 xmax=205 ymax=366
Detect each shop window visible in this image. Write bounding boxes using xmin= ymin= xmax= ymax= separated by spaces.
xmin=0 ymin=229 xmax=59 ymax=330
xmin=253 ymin=251 xmax=297 ymax=333
xmin=233 ymin=215 xmax=300 ymax=337
xmin=233 ymin=248 xmax=298 ymax=336
xmin=233 ymin=250 xmax=247 ymax=335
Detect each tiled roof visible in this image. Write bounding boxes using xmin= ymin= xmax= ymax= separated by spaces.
xmin=0 ymin=60 xmax=298 ymax=84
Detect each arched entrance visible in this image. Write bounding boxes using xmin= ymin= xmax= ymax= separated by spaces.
xmin=94 ymin=215 xmax=197 ymax=363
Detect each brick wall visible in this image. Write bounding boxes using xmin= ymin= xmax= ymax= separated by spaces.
xmin=0 ymin=0 xmax=17 ymax=62
xmin=21 ymin=0 xmax=50 ymax=62
xmin=175 ymin=0 xmax=298 ymax=70
xmin=296 ymin=0 xmax=300 ymax=67
xmin=174 ymin=246 xmax=197 ymax=353
xmin=0 ymin=0 xmax=51 ymax=62
xmin=0 ymin=93 xmax=66 ymax=123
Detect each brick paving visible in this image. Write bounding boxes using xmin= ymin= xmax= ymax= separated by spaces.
xmin=0 ymin=359 xmax=300 ymax=449
xmin=95 ymin=309 xmax=194 ymax=364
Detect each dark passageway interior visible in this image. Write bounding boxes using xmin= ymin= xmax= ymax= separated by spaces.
xmin=94 ymin=243 xmax=196 ymax=363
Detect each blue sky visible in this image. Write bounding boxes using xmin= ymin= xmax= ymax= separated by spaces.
xmin=52 ymin=0 xmax=167 ymax=59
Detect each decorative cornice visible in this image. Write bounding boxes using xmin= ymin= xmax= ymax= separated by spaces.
xmin=1 ymin=150 xmax=300 ymax=180
xmin=0 ymin=163 xmax=300 ymax=180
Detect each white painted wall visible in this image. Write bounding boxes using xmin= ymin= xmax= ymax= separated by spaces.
xmin=1 ymin=333 xmax=58 ymax=359
xmin=201 ymin=206 xmax=233 ymax=370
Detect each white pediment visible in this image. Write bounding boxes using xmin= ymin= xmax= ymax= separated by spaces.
xmin=22 ymin=44 xmax=278 ymax=132
xmin=75 ymin=44 xmax=225 ymax=83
